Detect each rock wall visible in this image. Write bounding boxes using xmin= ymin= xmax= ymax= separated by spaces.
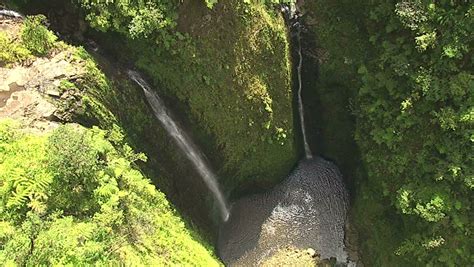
xmin=5 ymin=0 xmax=301 ymax=237
xmin=127 ymin=0 xmax=299 ymax=196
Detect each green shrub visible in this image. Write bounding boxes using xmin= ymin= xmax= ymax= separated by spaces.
xmin=46 ymin=125 xmax=100 ymax=214
xmin=0 ymin=32 xmax=31 ymax=66
xmin=21 ymin=15 xmax=57 ymax=56
xmin=0 ymin=120 xmax=220 ymax=265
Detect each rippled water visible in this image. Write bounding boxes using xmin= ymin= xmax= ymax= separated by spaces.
xmin=219 ymin=157 xmax=350 ymax=265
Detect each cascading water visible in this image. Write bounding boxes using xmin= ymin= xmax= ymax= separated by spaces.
xmin=0 ymin=9 xmax=23 ymax=19
xmin=128 ymin=71 xmax=230 ymax=221
xmin=284 ymin=4 xmax=312 ymax=159
xmin=218 ymin=5 xmax=356 ymax=266
xmin=295 ymin=25 xmax=313 ymax=159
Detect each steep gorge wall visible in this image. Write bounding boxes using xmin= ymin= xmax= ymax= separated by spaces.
xmin=124 ymin=0 xmax=299 ymax=196
xmin=5 ymin=0 xmax=299 ymax=233
xmin=0 ymin=19 xmax=220 ymax=265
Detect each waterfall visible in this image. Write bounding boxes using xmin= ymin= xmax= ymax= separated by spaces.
xmin=282 ymin=3 xmax=312 ymax=159
xmin=0 ymin=9 xmax=23 ymax=19
xmin=128 ymin=71 xmax=230 ymax=221
xmin=295 ymin=27 xmax=313 ymax=159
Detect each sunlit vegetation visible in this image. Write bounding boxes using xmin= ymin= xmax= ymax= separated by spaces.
xmin=1 ymin=0 xmax=471 ymax=265
xmin=0 ymin=32 xmax=31 ymax=66
xmin=20 ymin=15 xmax=57 ymax=56
xmin=307 ymin=1 xmax=473 ymax=265
xmin=0 ymin=15 xmax=57 ymax=66
xmin=0 ymin=120 xmax=219 ymax=265
xmin=76 ymin=0 xmax=298 ymax=194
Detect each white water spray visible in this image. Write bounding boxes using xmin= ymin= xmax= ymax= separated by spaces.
xmin=0 ymin=9 xmax=23 ymax=19
xmin=295 ymin=28 xmax=313 ymax=159
xmin=128 ymin=71 xmax=230 ymax=221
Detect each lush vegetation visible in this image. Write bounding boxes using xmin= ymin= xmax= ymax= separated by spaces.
xmin=0 ymin=32 xmax=30 ymax=66
xmin=76 ymin=0 xmax=298 ymax=194
xmin=0 ymin=15 xmax=57 ymax=66
xmin=0 ymin=120 xmax=219 ymax=265
xmin=1 ymin=16 xmax=221 ymax=263
xmin=306 ymin=1 xmax=473 ymax=265
xmin=21 ymin=15 xmax=57 ymax=56
xmin=2 ymin=0 xmax=471 ymax=265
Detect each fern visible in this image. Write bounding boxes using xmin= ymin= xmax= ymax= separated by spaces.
xmin=7 ymin=170 xmax=51 ymax=211
xmin=0 ymin=130 xmax=52 ymax=215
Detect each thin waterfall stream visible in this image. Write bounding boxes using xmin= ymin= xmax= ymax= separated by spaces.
xmin=296 ymin=25 xmax=313 ymax=159
xmin=218 ymin=6 xmax=355 ymax=266
xmin=128 ymin=70 xmax=230 ymax=222
xmin=109 ymin=6 xmax=351 ymax=265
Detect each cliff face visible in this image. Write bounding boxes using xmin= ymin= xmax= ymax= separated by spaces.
xmin=0 ymin=18 xmax=220 ymax=265
xmin=116 ymin=0 xmax=299 ymax=196
xmin=4 ymin=0 xmax=299 ymax=233
xmin=10 ymin=0 xmax=299 ymax=196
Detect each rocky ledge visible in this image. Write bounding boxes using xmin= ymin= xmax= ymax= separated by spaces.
xmin=0 ymin=20 xmax=86 ymax=132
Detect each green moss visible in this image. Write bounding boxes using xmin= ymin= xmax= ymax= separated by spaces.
xmin=130 ymin=0 xmax=297 ymax=195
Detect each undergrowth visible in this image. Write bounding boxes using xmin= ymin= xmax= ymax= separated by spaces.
xmin=0 ymin=119 xmax=221 ymax=265
xmin=0 ymin=15 xmax=57 ymax=66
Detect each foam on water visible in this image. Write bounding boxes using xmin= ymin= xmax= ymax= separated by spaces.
xmin=218 ymin=157 xmax=351 ymax=265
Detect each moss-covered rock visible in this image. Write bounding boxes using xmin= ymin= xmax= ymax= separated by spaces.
xmin=127 ymin=0 xmax=298 ymax=195
xmin=0 ymin=19 xmax=220 ymax=265
xmin=7 ymin=0 xmax=298 ymax=224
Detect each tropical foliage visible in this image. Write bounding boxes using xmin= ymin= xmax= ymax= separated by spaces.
xmin=307 ymin=0 xmax=473 ymax=265
xmin=0 ymin=120 xmax=219 ymax=265
xmin=2 ymin=0 xmax=471 ymax=265
xmin=357 ymin=2 xmax=473 ymax=265
xmin=0 ymin=15 xmax=56 ymax=66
